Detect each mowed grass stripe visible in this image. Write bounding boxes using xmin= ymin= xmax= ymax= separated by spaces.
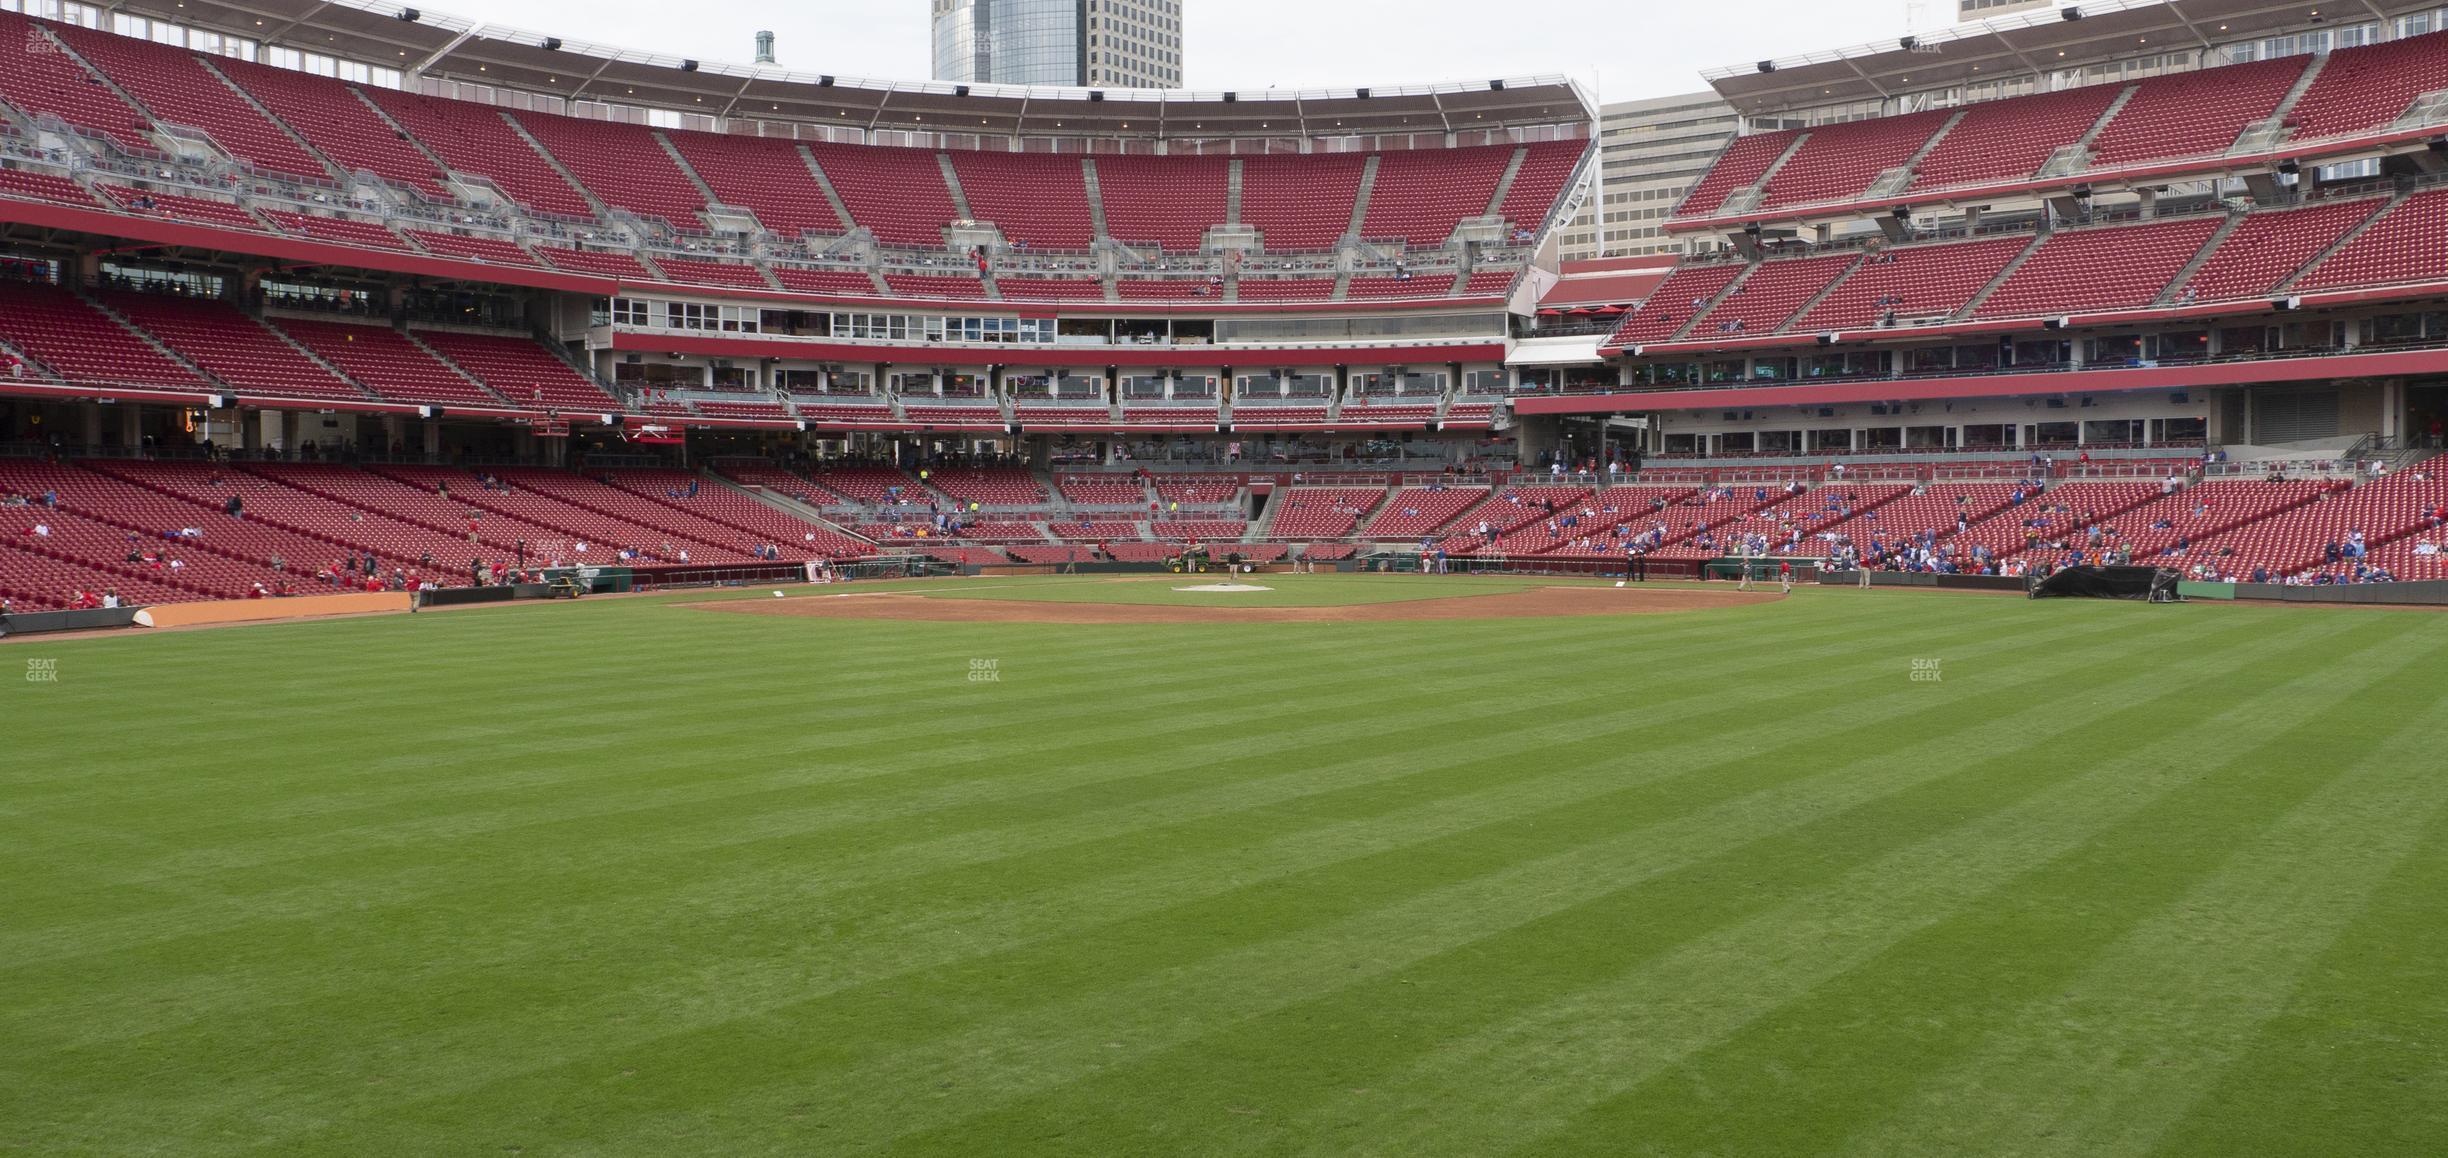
xmin=1377 ymin=620 xmax=2441 ymax=1158
xmin=4 ymin=608 xmax=1907 ymax=1055
xmin=0 ymin=586 xmax=2439 ymax=1157
xmin=47 ymin=594 xmax=2105 ymax=1145
xmin=181 ymin=599 xmax=2164 ymax=1140
xmin=866 ymin=613 xmax=2375 ymax=1155
xmin=502 ymin=609 xmax=2259 ymax=1154
xmin=2143 ymin=799 xmax=2448 ymax=1157
xmin=0 ymin=604 xmax=1905 ymax=968
xmin=1831 ymin=673 xmax=2448 ymax=1157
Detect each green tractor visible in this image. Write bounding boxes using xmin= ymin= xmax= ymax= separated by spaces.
xmin=1168 ymin=544 xmax=1213 ymax=574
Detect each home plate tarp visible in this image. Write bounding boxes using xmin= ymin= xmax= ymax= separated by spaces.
xmin=2028 ymin=566 xmax=2184 ymax=602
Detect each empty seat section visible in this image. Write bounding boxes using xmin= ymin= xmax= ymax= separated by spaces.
xmin=0 ymin=168 xmax=101 ymax=208
xmin=1907 ymin=85 xmax=2121 ymax=190
xmin=272 ymin=319 xmax=499 ymax=407
xmin=1676 ymin=130 xmax=1798 ymax=218
xmin=47 ymin=23 xmax=325 ymax=179
xmin=807 ymin=142 xmax=957 ymax=248
xmin=1361 ymin=486 xmax=1489 ymax=537
xmin=97 ymin=184 xmax=264 ymax=231
xmin=1153 ymin=475 xmax=1241 ymax=506
xmin=802 ymin=467 xmax=923 ymax=506
xmin=2292 ymin=187 xmax=2448 ymax=293
xmin=1239 ymin=154 xmax=1365 ymax=250
xmin=1234 ymin=278 xmax=1336 ymax=303
xmin=1760 ymin=110 xmax=1950 ymax=208
xmin=663 ymin=131 xmax=844 ymax=239
xmin=1010 ymin=405 xmax=1111 ymax=428
xmin=2087 ymin=56 xmax=2308 ymax=167
xmin=1150 ymin=520 xmax=1246 ymax=541
xmin=649 ymin=257 xmax=773 ymax=290
xmin=534 ymin=245 xmax=655 ymax=279
xmin=1266 ymin=487 xmax=1385 ymax=538
xmin=1608 ymin=262 xmax=1746 ymax=344
xmin=1117 ymin=279 xmax=1219 ymax=301
xmin=261 ymin=210 xmax=412 ymax=251
xmin=1975 ymin=217 xmax=2221 ymax=318
xmin=105 ymin=293 xmax=364 ymax=402
xmin=413 ymin=330 xmax=618 ymax=411
xmin=1693 ymin=253 xmax=1857 ymax=334
xmin=771 ymin=267 xmax=880 ymax=295
xmin=1795 ymin=235 xmax=2030 ymax=331
xmin=2185 ymin=473 xmax=2448 ymax=578
xmin=1094 ymin=154 xmax=1227 ymax=251
xmin=215 ymin=58 xmax=450 ymax=197
xmin=880 ymin=273 xmax=987 ymax=300
xmin=403 ymin=229 xmax=539 ymax=266
xmin=1463 ymin=270 xmax=1518 ymax=296
xmin=510 ymin=112 xmax=707 ymax=230
xmin=1230 ymin=405 xmax=1330 ymax=427
xmin=2284 ymin=30 xmax=2448 ymax=141
xmin=97 ymin=459 xmax=524 ymax=567
xmin=0 ymin=13 xmax=154 ymax=152
xmin=996 ymin=278 xmax=1103 ymax=302
xmin=1359 ymin=146 xmax=1514 ymax=246
xmin=927 ymin=468 xmax=1045 ymax=507
xmin=363 ymin=89 xmax=595 ymax=219
xmin=0 ymin=280 xmax=204 ymax=387
xmin=791 ymin=401 xmax=897 ymax=427
xmin=2180 ymin=198 xmax=2387 ymax=301
xmin=1497 ymin=140 xmax=1586 ymax=229
xmin=1347 ymin=276 xmax=1450 ymax=299
xmin=585 ymin=470 xmax=871 ymax=557
xmin=377 ymin=465 xmax=744 ymax=562
xmin=948 ymin=152 xmax=1094 ymax=250
xmin=1058 ymin=476 xmax=1147 ymax=505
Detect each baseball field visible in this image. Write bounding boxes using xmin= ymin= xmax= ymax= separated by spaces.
xmin=5 ymin=575 xmax=2445 ymax=1155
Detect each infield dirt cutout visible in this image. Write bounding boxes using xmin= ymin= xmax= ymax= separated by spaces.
xmin=691 ymin=582 xmax=1782 ymax=625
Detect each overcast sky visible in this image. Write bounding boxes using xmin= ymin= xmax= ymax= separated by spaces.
xmin=472 ymin=0 xmax=1935 ymax=106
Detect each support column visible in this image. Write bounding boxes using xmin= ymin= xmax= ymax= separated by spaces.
xmin=80 ymin=402 xmax=103 ymax=449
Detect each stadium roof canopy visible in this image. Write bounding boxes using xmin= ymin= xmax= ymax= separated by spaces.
xmin=115 ymin=0 xmax=1592 ymax=140
xmin=1702 ymin=0 xmax=2440 ymax=116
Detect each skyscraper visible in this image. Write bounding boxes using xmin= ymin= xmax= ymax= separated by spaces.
xmin=931 ymin=0 xmax=1183 ymax=89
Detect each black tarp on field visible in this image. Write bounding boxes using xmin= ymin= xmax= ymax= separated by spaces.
xmin=2029 ymin=566 xmax=2184 ymax=601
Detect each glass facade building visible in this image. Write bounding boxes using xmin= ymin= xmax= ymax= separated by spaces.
xmin=932 ymin=0 xmax=1183 ymax=89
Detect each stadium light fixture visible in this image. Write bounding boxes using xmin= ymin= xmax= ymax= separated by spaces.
xmin=541 ymin=36 xmax=561 ymax=50
xmin=1757 ymin=60 xmax=1777 ymax=74
xmin=395 ymin=7 xmax=421 ymax=22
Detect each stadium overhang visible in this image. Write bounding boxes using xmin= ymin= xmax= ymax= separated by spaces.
xmin=1701 ymin=0 xmax=2440 ymax=117
xmin=113 ymin=0 xmax=1592 ymax=141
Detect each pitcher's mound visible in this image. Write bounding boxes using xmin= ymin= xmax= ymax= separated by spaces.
xmin=1173 ymin=583 xmax=1273 ymax=593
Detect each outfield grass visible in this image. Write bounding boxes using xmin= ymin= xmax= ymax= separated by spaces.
xmin=5 ymin=579 xmax=2446 ymax=1156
